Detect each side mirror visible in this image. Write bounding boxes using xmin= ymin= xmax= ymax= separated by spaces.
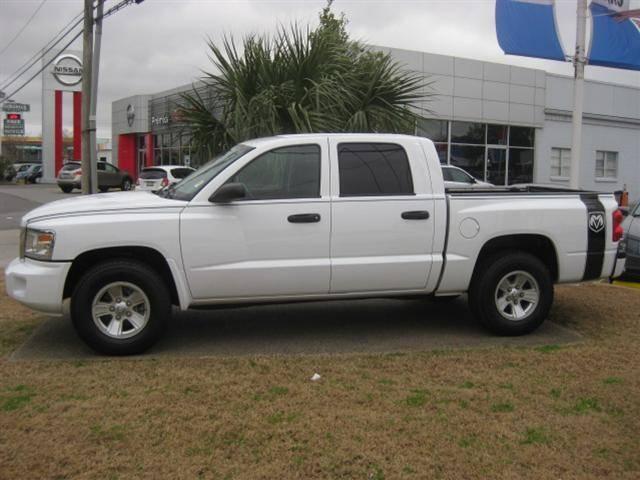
xmin=209 ymin=182 xmax=246 ymax=203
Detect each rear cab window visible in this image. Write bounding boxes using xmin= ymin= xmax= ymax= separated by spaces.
xmin=337 ymin=142 xmax=414 ymax=196
xmin=61 ymin=163 xmax=80 ymax=171
xmin=140 ymin=168 xmax=167 ymax=179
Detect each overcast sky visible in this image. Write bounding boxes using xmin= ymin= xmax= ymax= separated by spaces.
xmin=1 ymin=0 xmax=639 ymax=139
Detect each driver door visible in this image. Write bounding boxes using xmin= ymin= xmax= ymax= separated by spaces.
xmin=180 ymin=142 xmax=331 ymax=300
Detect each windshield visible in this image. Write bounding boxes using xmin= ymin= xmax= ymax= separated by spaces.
xmin=160 ymin=144 xmax=254 ymax=201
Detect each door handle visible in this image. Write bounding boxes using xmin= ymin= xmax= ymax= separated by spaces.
xmin=401 ymin=210 xmax=430 ymax=220
xmin=288 ymin=213 xmax=321 ymax=223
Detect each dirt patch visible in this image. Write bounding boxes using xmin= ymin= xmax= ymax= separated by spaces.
xmin=0 ymin=283 xmax=639 ymax=479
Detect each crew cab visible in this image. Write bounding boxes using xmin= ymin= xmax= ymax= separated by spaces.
xmin=5 ymin=134 xmax=626 ymax=355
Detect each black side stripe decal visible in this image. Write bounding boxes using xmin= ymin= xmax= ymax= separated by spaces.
xmin=580 ymin=193 xmax=606 ymax=281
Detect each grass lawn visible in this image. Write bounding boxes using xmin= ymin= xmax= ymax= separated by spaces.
xmin=0 ymin=279 xmax=639 ymax=479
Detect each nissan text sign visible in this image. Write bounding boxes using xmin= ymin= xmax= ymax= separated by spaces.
xmin=52 ymin=54 xmax=83 ymax=86
xmin=2 ymin=101 xmax=30 ymax=113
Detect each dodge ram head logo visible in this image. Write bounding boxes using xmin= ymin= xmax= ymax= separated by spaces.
xmin=589 ymin=212 xmax=605 ymax=233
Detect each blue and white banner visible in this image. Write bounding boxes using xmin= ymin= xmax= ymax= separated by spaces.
xmin=589 ymin=0 xmax=640 ymax=71
xmin=495 ymin=0 xmax=566 ymax=61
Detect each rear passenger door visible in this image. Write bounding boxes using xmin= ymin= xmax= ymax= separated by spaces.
xmin=329 ymin=138 xmax=436 ymax=293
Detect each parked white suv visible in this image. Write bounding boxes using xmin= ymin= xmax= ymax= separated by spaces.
xmin=136 ymin=165 xmax=195 ymax=192
xmin=5 ymin=134 xmax=626 ymax=355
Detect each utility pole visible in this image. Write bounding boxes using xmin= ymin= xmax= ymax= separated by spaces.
xmin=81 ymin=0 xmax=94 ymax=195
xmin=90 ymin=0 xmax=104 ymax=194
xmin=569 ymin=0 xmax=587 ymax=190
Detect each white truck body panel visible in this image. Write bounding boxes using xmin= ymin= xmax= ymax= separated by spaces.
xmin=5 ymin=133 xmax=625 ymax=316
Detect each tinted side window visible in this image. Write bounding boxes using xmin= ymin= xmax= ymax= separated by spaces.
xmin=229 ymin=144 xmax=321 ymax=200
xmin=442 ymin=168 xmax=453 ymax=182
xmin=338 ymin=143 xmax=413 ymax=196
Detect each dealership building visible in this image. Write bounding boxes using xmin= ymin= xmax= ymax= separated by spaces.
xmin=111 ymin=46 xmax=640 ymax=200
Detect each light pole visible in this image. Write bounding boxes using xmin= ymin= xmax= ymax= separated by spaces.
xmin=89 ymin=0 xmax=104 ymax=194
xmin=569 ymin=0 xmax=587 ymax=190
xmin=81 ymin=0 xmax=94 ymax=195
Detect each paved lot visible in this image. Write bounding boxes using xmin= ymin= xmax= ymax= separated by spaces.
xmin=10 ymin=296 xmax=582 ymax=360
xmin=0 ymin=183 xmax=72 ymax=231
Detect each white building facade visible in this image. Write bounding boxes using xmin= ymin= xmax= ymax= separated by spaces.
xmin=111 ymin=46 xmax=640 ymax=200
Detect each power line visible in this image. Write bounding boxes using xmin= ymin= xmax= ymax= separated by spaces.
xmin=0 ymin=0 xmax=48 ymax=57
xmin=0 ymin=12 xmax=84 ymax=91
xmin=0 ymin=28 xmax=83 ymax=104
xmin=0 ymin=0 xmax=142 ymax=104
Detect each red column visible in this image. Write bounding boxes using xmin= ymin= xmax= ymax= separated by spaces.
xmin=117 ymin=134 xmax=137 ymax=178
xmin=73 ymin=91 xmax=82 ymax=160
xmin=54 ymin=90 xmax=63 ymax=175
xmin=145 ymin=133 xmax=154 ymax=167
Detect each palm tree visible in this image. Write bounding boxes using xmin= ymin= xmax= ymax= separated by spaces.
xmin=179 ymin=2 xmax=429 ymax=158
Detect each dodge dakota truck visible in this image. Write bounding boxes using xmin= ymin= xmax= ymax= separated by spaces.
xmin=5 ymin=134 xmax=626 ymax=355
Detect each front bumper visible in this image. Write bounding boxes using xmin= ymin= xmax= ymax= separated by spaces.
xmin=5 ymin=258 xmax=71 ymax=315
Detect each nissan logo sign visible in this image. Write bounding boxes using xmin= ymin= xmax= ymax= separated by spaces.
xmin=52 ymin=54 xmax=83 ymax=86
xmin=127 ymin=104 xmax=135 ymax=127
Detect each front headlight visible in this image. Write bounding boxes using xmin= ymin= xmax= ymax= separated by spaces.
xmin=23 ymin=228 xmax=55 ymax=261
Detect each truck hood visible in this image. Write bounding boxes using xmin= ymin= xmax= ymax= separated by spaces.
xmin=22 ymin=191 xmax=187 ymax=225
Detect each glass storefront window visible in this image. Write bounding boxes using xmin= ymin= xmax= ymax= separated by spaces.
xmin=417 ymin=119 xmax=448 ymax=143
xmin=509 ymin=127 xmax=534 ymax=147
xmin=508 ymin=148 xmax=534 ymax=184
xmin=486 ymin=148 xmax=507 ymax=185
xmin=487 ymin=124 xmax=508 ymax=145
xmin=450 ymin=121 xmax=485 ymax=145
xmin=450 ymin=145 xmax=485 ymax=180
xmin=434 ymin=143 xmax=447 ymax=163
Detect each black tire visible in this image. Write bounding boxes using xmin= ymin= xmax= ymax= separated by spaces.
xmin=469 ymin=251 xmax=553 ymax=336
xmin=99 ymin=186 xmax=109 ymax=193
xmin=121 ymin=178 xmax=132 ymax=191
xmin=60 ymin=185 xmax=73 ymax=193
xmin=70 ymin=259 xmax=170 ymax=355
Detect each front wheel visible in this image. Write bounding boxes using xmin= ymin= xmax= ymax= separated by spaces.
xmin=70 ymin=259 xmax=171 ymax=355
xmin=121 ymin=178 xmax=132 ymax=191
xmin=469 ymin=252 xmax=553 ymax=336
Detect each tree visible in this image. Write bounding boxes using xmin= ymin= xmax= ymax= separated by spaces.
xmin=179 ymin=1 xmax=429 ymax=158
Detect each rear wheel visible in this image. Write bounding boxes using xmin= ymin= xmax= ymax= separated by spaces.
xmin=469 ymin=251 xmax=553 ymax=336
xmin=60 ymin=185 xmax=73 ymax=193
xmin=121 ymin=178 xmax=132 ymax=191
xmin=70 ymin=259 xmax=170 ymax=355
xmin=99 ymin=186 xmax=109 ymax=193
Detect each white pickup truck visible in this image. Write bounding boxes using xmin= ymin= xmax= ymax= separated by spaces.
xmin=5 ymin=134 xmax=626 ymax=355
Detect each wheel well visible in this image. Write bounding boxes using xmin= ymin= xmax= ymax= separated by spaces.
xmin=63 ymin=246 xmax=180 ymax=305
xmin=474 ymin=234 xmax=559 ymax=281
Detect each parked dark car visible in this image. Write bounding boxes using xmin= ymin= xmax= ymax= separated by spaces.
xmin=15 ymin=164 xmax=43 ymax=184
xmin=56 ymin=161 xmax=133 ymax=193
xmin=622 ymin=202 xmax=640 ymax=278
xmin=5 ymin=163 xmax=37 ymax=182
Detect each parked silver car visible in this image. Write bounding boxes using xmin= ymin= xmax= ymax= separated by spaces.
xmin=57 ymin=161 xmax=133 ymax=193
xmin=442 ymin=165 xmax=494 ymax=189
